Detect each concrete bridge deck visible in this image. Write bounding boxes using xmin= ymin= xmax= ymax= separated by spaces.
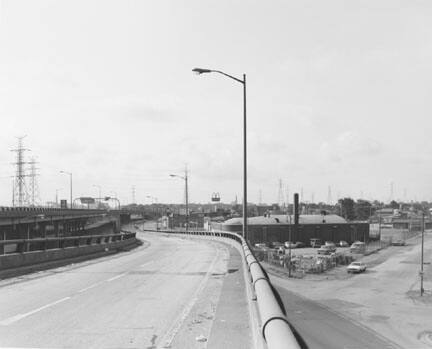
xmin=0 ymin=230 xmax=252 ymax=348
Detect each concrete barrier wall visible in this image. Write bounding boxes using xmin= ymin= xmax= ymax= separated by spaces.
xmin=0 ymin=238 xmax=137 ymax=270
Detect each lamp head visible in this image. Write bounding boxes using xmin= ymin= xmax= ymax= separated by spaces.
xmin=192 ymin=68 xmax=212 ymax=75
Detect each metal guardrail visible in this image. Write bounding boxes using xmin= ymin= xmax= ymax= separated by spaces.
xmin=145 ymin=229 xmax=301 ymax=349
xmin=0 ymin=231 xmax=136 ymax=254
xmin=0 ymin=206 xmax=109 ymax=219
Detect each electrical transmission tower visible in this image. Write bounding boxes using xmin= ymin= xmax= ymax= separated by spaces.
xmin=28 ymin=157 xmax=40 ymax=206
xmin=11 ymin=136 xmax=30 ymax=207
xmin=258 ymin=189 xmax=262 ymax=205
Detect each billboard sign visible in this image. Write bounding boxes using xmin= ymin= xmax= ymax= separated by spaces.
xmin=80 ymin=197 xmax=95 ymax=205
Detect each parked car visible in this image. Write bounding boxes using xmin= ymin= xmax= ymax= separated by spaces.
xmin=310 ymin=238 xmax=322 ymax=248
xmin=270 ymin=241 xmax=285 ymax=249
xmin=317 ymin=245 xmax=335 ymax=255
xmin=295 ymin=241 xmax=305 ymax=248
xmin=392 ymin=239 xmax=406 ymax=246
xmin=339 ymin=240 xmax=349 ymax=247
xmin=350 ymin=241 xmax=366 ymax=253
xmin=347 ymin=262 xmax=367 ymax=273
xmin=324 ymin=241 xmax=337 ymax=252
xmin=284 ymin=241 xmax=297 ymax=249
xmin=254 ymin=243 xmax=268 ymax=249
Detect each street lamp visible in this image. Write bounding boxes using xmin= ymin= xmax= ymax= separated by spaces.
xmin=193 ymin=67 xmax=248 ymax=240
xmin=421 ymin=211 xmax=425 ymax=296
xmin=170 ymin=172 xmax=188 ymax=232
xmin=59 ymin=171 xmax=73 ymax=209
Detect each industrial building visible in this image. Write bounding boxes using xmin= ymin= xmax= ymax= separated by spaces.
xmin=211 ymin=214 xmax=370 ymax=246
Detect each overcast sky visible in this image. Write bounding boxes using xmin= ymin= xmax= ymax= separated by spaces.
xmin=1 ymin=0 xmax=432 ymax=206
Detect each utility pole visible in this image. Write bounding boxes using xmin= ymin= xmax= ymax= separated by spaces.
xmin=185 ymin=165 xmax=189 ymax=232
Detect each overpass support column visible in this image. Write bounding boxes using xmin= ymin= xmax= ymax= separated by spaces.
xmin=0 ymin=231 xmax=5 ymax=255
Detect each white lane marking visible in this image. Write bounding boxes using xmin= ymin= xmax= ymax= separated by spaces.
xmin=140 ymin=260 xmax=154 ymax=267
xmin=106 ymin=272 xmax=128 ymax=282
xmin=77 ymin=281 xmax=105 ymax=293
xmin=0 ymin=297 xmax=71 ymax=326
xmin=0 ymin=347 xmax=61 ymax=349
xmin=157 ymin=249 xmax=220 ymax=348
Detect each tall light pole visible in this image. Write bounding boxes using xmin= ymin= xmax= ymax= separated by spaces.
xmin=421 ymin=211 xmax=425 ymax=296
xmin=192 ymin=67 xmax=248 ymax=240
xmin=170 ymin=170 xmax=188 ymax=232
xmin=59 ymin=171 xmax=72 ymax=209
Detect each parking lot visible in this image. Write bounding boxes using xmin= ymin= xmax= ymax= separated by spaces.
xmin=269 ymin=232 xmax=432 ymax=348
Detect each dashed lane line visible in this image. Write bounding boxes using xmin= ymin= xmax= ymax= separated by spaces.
xmin=0 ymin=297 xmax=71 ymax=326
xmin=106 ymin=272 xmax=128 ymax=282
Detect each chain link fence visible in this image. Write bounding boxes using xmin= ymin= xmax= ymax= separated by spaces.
xmin=253 ymin=239 xmax=392 ymax=277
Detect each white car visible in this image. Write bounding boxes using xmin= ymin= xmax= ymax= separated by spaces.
xmin=347 ymin=262 xmax=367 ymax=273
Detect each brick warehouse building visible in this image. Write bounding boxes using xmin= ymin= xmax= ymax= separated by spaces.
xmin=211 ymin=214 xmax=370 ymax=246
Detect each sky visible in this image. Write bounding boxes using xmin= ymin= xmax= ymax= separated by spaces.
xmin=1 ymin=0 xmax=432 ymax=206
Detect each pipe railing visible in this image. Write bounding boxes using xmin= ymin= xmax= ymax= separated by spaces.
xmin=144 ymin=228 xmax=300 ymax=349
xmin=0 ymin=231 xmax=136 ymax=254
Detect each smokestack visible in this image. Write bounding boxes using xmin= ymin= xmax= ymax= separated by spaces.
xmin=294 ymin=193 xmax=299 ymax=225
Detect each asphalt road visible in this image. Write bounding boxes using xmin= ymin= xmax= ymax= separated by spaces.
xmin=274 ymin=283 xmax=398 ymax=349
xmin=0 ymin=231 xmax=242 ymax=348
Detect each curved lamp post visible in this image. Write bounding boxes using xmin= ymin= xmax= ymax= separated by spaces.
xmin=192 ymin=67 xmax=247 ymax=240
xmin=59 ymin=171 xmax=73 ymax=209
xmin=170 ymin=173 xmax=188 ymax=232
